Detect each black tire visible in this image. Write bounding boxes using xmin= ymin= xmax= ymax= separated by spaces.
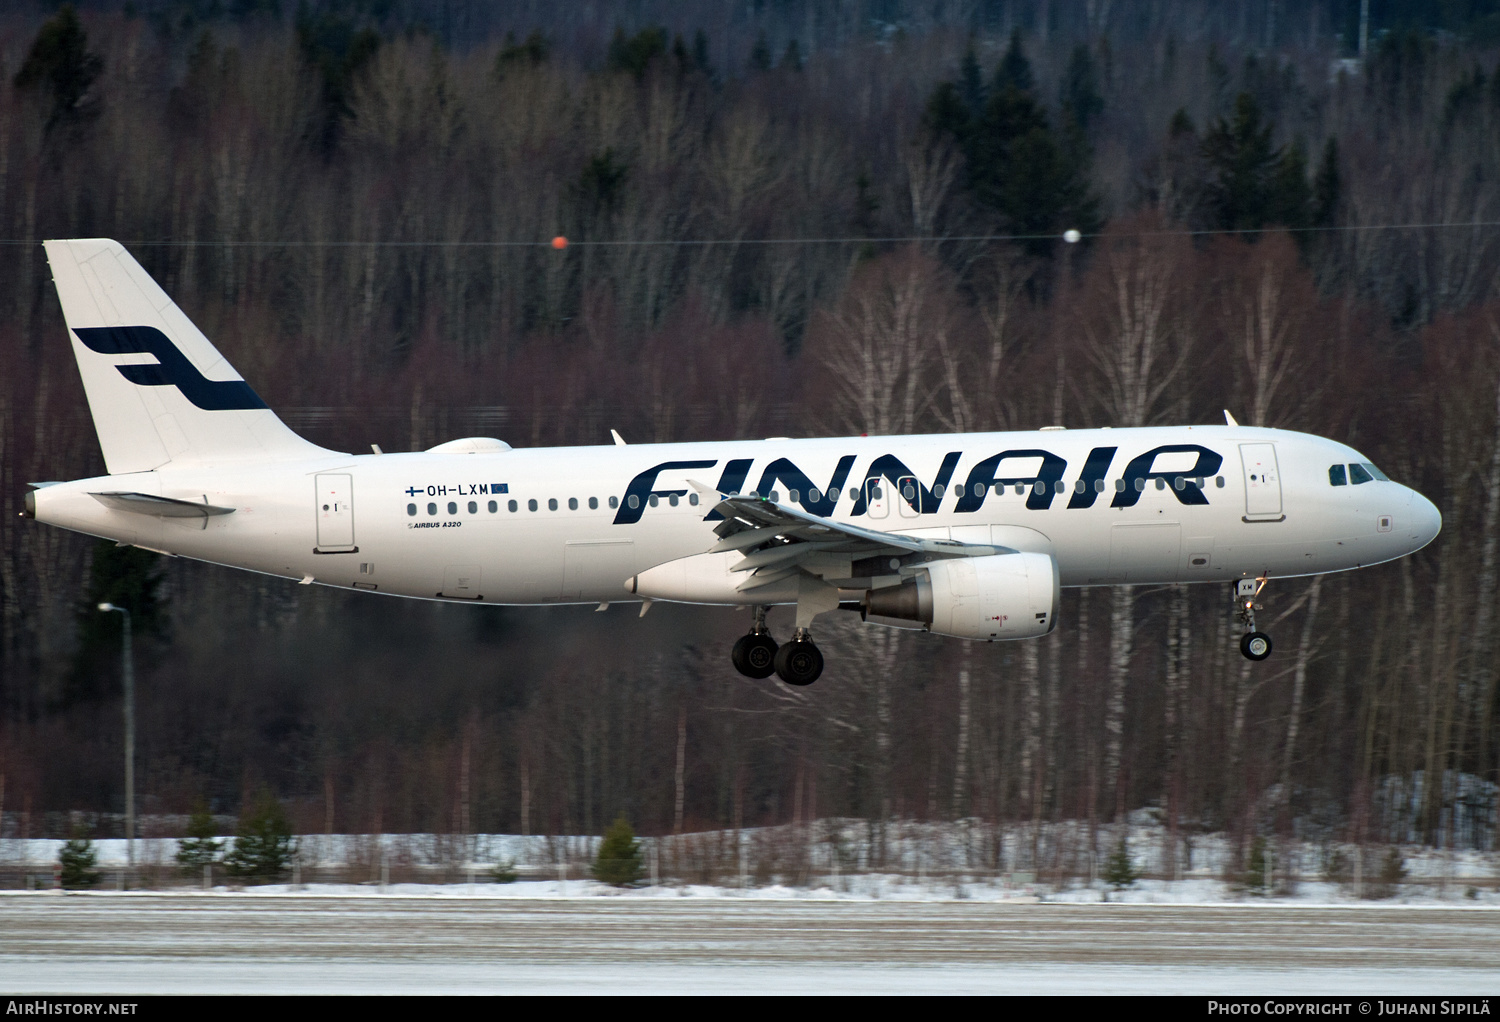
xmin=774 ymin=639 xmax=824 ymax=686
xmin=1240 ymin=631 xmax=1273 ymax=661
xmin=732 ymin=632 xmax=778 ymax=679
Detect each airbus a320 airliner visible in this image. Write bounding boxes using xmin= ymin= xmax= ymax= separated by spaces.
xmin=23 ymin=240 xmax=1441 ymax=685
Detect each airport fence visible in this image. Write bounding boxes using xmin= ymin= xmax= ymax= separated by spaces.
xmin=0 ymin=818 xmax=1496 ymax=896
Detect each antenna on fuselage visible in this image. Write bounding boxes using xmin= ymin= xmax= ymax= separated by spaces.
xmin=1224 ymin=410 xmax=1240 ymax=427
xmin=611 ymin=429 xmax=628 ymax=446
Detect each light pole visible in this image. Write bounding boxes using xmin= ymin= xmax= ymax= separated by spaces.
xmin=98 ymin=603 xmax=134 ymax=868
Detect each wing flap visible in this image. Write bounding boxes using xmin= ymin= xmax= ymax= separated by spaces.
xmin=695 ymin=487 xmax=1012 ymax=586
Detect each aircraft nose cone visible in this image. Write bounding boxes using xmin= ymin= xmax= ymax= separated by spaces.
xmin=1407 ymin=489 xmax=1442 ymax=551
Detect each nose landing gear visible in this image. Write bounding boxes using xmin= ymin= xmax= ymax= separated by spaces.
xmin=1236 ymin=577 xmax=1273 ymax=661
xmin=731 ymin=606 xmax=778 ymax=679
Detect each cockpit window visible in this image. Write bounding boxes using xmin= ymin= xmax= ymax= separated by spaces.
xmin=1363 ymin=463 xmax=1389 ymax=481
xmin=1348 ymin=463 xmax=1374 ymax=485
xmin=1329 ymin=465 xmax=1347 ymax=486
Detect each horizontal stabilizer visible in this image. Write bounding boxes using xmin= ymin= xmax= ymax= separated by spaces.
xmin=90 ymin=491 xmax=236 ymax=518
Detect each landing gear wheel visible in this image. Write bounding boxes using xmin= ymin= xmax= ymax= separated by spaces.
xmin=774 ymin=635 xmax=824 ymax=686
xmin=732 ymin=632 xmax=778 ymax=679
xmin=1240 ymin=631 xmax=1273 ymax=661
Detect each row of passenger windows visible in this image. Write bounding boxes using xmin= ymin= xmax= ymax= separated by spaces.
xmin=405 ymin=475 xmax=1229 ymax=517
xmin=866 ymin=475 xmax=1226 ymax=501
xmin=406 ymin=493 xmax=704 ymax=517
xmin=1329 ymin=463 xmax=1389 ymax=486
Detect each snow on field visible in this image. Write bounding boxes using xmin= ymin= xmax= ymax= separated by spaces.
xmin=3 ymin=821 xmax=1496 ymax=906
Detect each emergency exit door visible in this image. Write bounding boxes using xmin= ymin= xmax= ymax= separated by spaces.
xmin=315 ymin=473 xmax=356 ymax=551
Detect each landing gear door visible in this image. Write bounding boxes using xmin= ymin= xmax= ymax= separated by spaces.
xmin=315 ymin=473 xmax=356 ymax=551
xmin=865 ymin=478 xmax=890 ymax=519
xmin=1239 ymin=443 xmax=1284 ymax=520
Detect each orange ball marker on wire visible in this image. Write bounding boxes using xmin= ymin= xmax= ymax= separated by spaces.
xmin=551 ymin=236 xmax=568 ymax=250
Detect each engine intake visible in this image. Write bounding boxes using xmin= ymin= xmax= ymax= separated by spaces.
xmin=862 ymin=552 xmax=1059 ymax=641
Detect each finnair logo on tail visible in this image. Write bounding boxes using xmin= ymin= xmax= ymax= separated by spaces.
xmin=73 ymin=326 xmax=267 ymax=411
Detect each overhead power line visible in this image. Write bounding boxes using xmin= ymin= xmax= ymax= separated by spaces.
xmin=2 ymin=219 xmax=1499 ymax=248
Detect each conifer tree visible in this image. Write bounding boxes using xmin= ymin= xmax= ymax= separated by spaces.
xmin=748 ymin=32 xmax=773 ymax=72
xmin=13 ymin=4 xmax=103 ymax=130
xmin=1059 ymin=45 xmax=1104 ymax=134
xmin=223 ymin=789 xmax=296 ymax=884
xmin=1201 ymin=92 xmax=1311 ymax=233
xmin=922 ymin=31 xmax=1101 ymax=254
xmin=175 ymin=802 xmax=223 ymax=873
xmin=59 ymin=829 xmax=100 ymax=889
xmin=1244 ymin=835 xmax=1272 ymax=895
xmin=957 ymin=46 xmax=986 ymax=118
xmin=593 ymin=816 xmax=643 ymax=887
xmin=1313 ymin=137 xmax=1341 ymax=227
xmin=1103 ymin=837 xmax=1139 ymax=890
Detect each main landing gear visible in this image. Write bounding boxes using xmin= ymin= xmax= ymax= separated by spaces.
xmin=731 ymin=607 xmax=824 ymax=685
xmin=731 ymin=607 xmax=778 ymax=680
xmin=1236 ymin=578 xmax=1273 ymax=661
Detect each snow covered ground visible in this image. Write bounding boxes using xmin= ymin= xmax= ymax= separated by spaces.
xmin=4 ymin=823 xmax=1495 ymax=906
xmin=1 ymin=892 xmax=1498 ymax=995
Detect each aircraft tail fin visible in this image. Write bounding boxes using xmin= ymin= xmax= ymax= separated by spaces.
xmin=43 ymin=239 xmax=330 ymax=475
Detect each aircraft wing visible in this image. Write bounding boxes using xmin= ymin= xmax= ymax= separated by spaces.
xmin=690 ymin=481 xmax=1010 ymax=592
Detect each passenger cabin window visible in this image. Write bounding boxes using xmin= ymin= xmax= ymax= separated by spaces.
xmin=568 ymin=497 xmax=578 ymax=510
xmin=548 ymin=498 xmax=558 ymax=511
xmin=689 ymin=494 xmax=699 ymax=506
xmin=407 ymin=503 xmax=417 ymax=516
xmin=588 ymin=497 xmax=598 ymax=510
xmin=428 ymin=503 xmax=437 ymax=515
xmin=609 ymin=496 xmax=619 ymax=509
xmin=1329 ymin=465 xmax=1348 ymax=486
xmin=508 ymin=500 xmax=518 ymax=512
xmin=468 ymin=501 xmax=478 ymax=514
xmin=528 ymin=499 xmax=538 ymax=512
xmin=627 ymin=495 xmax=639 ymax=509
xmin=448 ymin=501 xmax=458 ymax=515
xmin=488 ymin=500 xmax=498 ymax=513
xmin=669 ymin=494 xmax=679 ymax=507
xmin=1348 ymin=463 xmax=1374 ymax=485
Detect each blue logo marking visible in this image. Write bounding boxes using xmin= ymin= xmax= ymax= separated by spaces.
xmin=850 ymin=453 xmax=961 ymax=515
xmin=1110 ymin=445 xmax=1223 ymax=507
xmin=73 ymin=326 xmax=268 ymax=411
xmin=614 ymin=460 xmax=717 ymax=524
xmin=953 ymin=449 xmax=1068 ymax=512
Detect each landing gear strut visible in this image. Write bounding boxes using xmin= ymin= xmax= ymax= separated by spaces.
xmin=773 ymin=628 xmax=824 ymax=686
xmin=731 ymin=606 xmax=778 ymax=679
xmin=1236 ymin=578 xmax=1273 ymax=661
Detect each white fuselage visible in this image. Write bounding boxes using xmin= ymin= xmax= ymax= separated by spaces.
xmin=30 ymin=425 xmax=1441 ymax=607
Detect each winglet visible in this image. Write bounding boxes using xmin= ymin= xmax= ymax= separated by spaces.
xmin=1224 ymin=409 xmax=1239 ymax=426
xmin=610 ymin=429 xmax=627 ymax=446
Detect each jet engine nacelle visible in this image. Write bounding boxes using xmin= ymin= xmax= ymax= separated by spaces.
xmin=863 ymin=552 xmax=1059 ymax=641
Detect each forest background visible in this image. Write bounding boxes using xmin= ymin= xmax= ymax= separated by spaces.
xmin=1 ymin=0 xmax=1499 ymax=874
